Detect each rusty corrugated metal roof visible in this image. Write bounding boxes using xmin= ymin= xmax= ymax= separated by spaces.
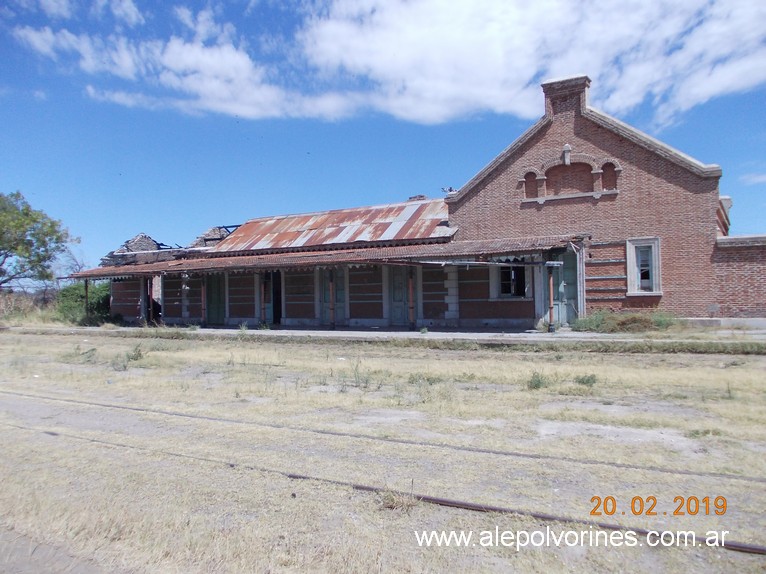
xmin=72 ymin=235 xmax=583 ymax=279
xmin=211 ymin=198 xmax=454 ymax=253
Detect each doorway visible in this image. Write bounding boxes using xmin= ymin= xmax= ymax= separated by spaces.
xmin=263 ymin=271 xmax=282 ymax=325
xmin=206 ymin=275 xmax=225 ymax=325
xmin=320 ymin=268 xmax=346 ymax=326
xmin=389 ymin=266 xmax=410 ymax=326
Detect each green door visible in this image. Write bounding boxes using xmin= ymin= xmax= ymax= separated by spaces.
xmin=206 ymin=275 xmax=225 ymax=325
xmin=390 ymin=266 xmax=409 ymax=325
xmin=550 ymin=253 xmax=578 ymax=325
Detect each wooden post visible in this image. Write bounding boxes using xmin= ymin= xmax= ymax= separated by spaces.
xmin=408 ymin=267 xmax=415 ymax=330
xmin=84 ymin=279 xmax=89 ymax=322
xmin=260 ymin=274 xmax=267 ymax=325
xmin=329 ymin=269 xmax=336 ymax=329
xmin=147 ymin=277 xmax=154 ymax=324
xmin=201 ymin=278 xmax=207 ymax=327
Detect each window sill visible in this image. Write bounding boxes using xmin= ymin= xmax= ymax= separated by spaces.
xmin=521 ymin=189 xmax=619 ymax=205
xmin=491 ymin=296 xmax=534 ymax=302
xmin=626 ymin=291 xmax=662 ymax=297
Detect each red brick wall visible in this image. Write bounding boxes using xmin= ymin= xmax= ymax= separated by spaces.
xmin=422 ymin=267 xmax=447 ymax=320
xmin=349 ymin=266 xmax=383 ymax=319
xmin=713 ymin=245 xmax=766 ymax=317
xmin=457 ymin=267 xmax=534 ymax=320
xmin=547 ymin=162 xmax=592 ymax=195
xmin=111 ymin=279 xmax=141 ymax=321
xmin=186 ymin=277 xmax=203 ymax=321
xmin=162 ymin=276 xmax=183 ymax=318
xmin=228 ymin=273 xmax=256 ymax=318
xmin=284 ymin=270 xmax=314 ymax=319
xmin=448 ymin=103 xmax=720 ymax=317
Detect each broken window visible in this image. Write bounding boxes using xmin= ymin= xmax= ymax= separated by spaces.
xmin=626 ymin=238 xmax=661 ymax=295
xmin=499 ymin=266 xmax=527 ymax=297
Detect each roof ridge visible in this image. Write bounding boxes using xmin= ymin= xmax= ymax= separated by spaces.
xmin=583 ymin=108 xmax=721 ymax=178
xmin=241 ymin=197 xmax=444 ymax=224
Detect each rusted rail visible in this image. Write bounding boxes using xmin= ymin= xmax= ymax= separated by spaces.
xmin=3 ymin=421 xmax=765 ymax=556
xmin=1 ymin=389 xmax=764 ymax=484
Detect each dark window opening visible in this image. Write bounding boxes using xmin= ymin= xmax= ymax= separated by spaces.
xmin=500 ymin=266 xmax=526 ymax=297
xmin=602 ymin=162 xmax=618 ymax=190
xmin=636 ymin=246 xmax=653 ymax=292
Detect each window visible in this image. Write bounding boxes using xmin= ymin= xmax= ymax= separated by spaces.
xmin=500 ymin=266 xmax=526 ymax=297
xmin=601 ymin=162 xmax=618 ymax=190
xmin=626 ymin=238 xmax=661 ymax=295
xmin=490 ymin=263 xmax=531 ymax=299
xmin=524 ymin=172 xmax=538 ymax=198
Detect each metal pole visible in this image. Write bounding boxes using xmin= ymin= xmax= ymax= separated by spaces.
xmin=548 ymin=267 xmax=555 ymax=333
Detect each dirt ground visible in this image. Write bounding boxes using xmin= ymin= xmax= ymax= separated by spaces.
xmin=0 ymin=328 xmax=764 ymax=573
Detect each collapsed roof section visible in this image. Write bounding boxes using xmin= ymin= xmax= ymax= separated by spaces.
xmin=99 ymin=233 xmax=177 ymax=267
xmin=187 ymin=226 xmax=238 ymax=249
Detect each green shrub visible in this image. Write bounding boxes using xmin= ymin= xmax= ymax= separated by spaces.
xmin=526 ymin=371 xmax=549 ymax=390
xmin=572 ymin=310 xmax=675 ymax=333
xmin=613 ymin=314 xmax=654 ymax=332
xmin=126 ymin=344 xmax=144 ymax=362
xmin=56 ymin=282 xmax=111 ymax=325
xmin=571 ymin=311 xmax=607 ymax=332
xmin=574 ymin=374 xmax=598 ymax=386
xmin=651 ymin=312 xmax=676 ymax=330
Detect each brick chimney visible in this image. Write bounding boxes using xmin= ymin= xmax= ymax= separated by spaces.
xmin=541 ymin=75 xmax=591 ymax=118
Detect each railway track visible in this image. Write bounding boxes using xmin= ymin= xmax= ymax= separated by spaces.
xmin=2 ymin=419 xmax=764 ymax=557
xmin=0 ymin=389 xmax=763 ymax=485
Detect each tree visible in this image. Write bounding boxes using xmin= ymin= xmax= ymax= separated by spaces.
xmin=0 ymin=191 xmax=75 ymax=288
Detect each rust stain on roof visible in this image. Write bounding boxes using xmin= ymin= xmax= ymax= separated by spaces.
xmin=212 ymin=198 xmax=454 ymax=253
xmin=73 ymin=235 xmax=583 ymax=279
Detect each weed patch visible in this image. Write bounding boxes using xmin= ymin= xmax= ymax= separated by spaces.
xmin=526 ymin=372 xmax=550 ymax=390
xmin=574 ymin=374 xmax=598 ymax=387
xmin=572 ymin=311 xmax=676 ymax=333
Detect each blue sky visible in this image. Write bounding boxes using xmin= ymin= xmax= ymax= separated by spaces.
xmin=1 ymin=0 xmax=765 ymax=270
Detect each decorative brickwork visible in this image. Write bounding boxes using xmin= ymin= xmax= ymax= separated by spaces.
xmin=447 ymin=75 xmax=726 ymax=317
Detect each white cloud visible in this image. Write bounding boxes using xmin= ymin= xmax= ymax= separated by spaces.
xmin=85 ymin=84 xmax=161 ymax=108
xmin=174 ymin=7 xmax=235 ymax=44
xmin=14 ymin=25 xmax=141 ymax=79
xmin=299 ymin=0 xmax=766 ymax=124
xmin=14 ymin=25 xmax=58 ymax=58
xmin=38 ymin=0 xmax=73 ymax=19
xmin=740 ymin=173 xmax=766 ymax=186
xmin=14 ymin=8 xmax=356 ymax=120
xmin=91 ymin=0 xmax=144 ymax=26
xmin=10 ymin=1 xmax=766 ymax=124
xmin=110 ymin=0 xmax=144 ymax=26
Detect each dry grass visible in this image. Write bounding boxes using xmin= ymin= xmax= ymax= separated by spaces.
xmin=0 ymin=330 xmax=765 ymax=573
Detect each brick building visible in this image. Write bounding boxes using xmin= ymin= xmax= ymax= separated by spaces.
xmin=75 ymin=76 xmax=766 ymax=327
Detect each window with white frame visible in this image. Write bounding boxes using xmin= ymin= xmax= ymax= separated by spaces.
xmin=490 ymin=265 xmax=530 ymax=298
xmin=626 ymin=238 xmax=661 ymax=295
